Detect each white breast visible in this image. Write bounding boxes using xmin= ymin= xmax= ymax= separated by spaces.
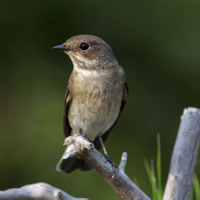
xmin=74 ymin=66 xmax=100 ymax=77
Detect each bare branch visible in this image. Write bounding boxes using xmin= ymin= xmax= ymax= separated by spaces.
xmin=62 ymin=136 xmax=95 ymax=159
xmin=0 ymin=182 xmax=88 ymax=200
xmin=2 ymin=107 xmax=200 ymax=200
xmin=163 ymin=107 xmax=200 ymax=200
xmin=62 ymin=135 xmax=150 ymax=200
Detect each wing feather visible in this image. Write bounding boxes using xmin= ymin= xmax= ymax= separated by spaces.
xmin=63 ymin=86 xmax=72 ymax=137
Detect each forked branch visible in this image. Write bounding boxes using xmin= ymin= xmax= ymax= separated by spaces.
xmin=62 ymin=135 xmax=150 ymax=200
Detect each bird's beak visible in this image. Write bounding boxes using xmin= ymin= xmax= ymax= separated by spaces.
xmin=52 ymin=44 xmax=69 ymax=51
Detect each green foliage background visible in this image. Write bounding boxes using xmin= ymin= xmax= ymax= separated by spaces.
xmin=0 ymin=0 xmax=200 ymax=199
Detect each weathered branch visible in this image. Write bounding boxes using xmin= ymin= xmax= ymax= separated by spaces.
xmin=62 ymin=135 xmax=150 ymax=200
xmin=3 ymin=107 xmax=199 ymax=199
xmin=163 ymin=107 xmax=200 ymax=200
xmin=0 ymin=182 xmax=88 ymax=200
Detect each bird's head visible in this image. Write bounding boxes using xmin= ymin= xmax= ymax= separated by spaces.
xmin=53 ymin=35 xmax=118 ymax=70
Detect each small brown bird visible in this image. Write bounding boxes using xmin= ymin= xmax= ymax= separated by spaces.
xmin=53 ymin=35 xmax=128 ymax=173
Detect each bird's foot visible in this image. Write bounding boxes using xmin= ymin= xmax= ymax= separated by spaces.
xmin=105 ymin=155 xmax=118 ymax=178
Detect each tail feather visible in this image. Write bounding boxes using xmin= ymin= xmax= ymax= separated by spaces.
xmin=57 ymin=156 xmax=92 ymax=173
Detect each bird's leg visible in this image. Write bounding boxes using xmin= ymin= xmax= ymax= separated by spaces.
xmin=98 ymin=136 xmax=117 ymax=170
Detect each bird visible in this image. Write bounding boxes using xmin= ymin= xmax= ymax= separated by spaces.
xmin=53 ymin=34 xmax=128 ymax=173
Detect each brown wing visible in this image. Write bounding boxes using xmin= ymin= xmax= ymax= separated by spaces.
xmin=93 ymin=82 xmax=129 ymax=149
xmin=63 ymin=86 xmax=72 ymax=137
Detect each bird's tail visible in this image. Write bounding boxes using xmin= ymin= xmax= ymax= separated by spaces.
xmin=56 ymin=150 xmax=92 ymax=173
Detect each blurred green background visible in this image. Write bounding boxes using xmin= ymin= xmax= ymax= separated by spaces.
xmin=0 ymin=0 xmax=200 ymax=199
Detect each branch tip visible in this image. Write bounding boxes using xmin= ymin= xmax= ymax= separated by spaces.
xmin=119 ymin=152 xmax=127 ymax=172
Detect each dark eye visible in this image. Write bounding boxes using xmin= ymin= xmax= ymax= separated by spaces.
xmin=80 ymin=43 xmax=89 ymax=50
